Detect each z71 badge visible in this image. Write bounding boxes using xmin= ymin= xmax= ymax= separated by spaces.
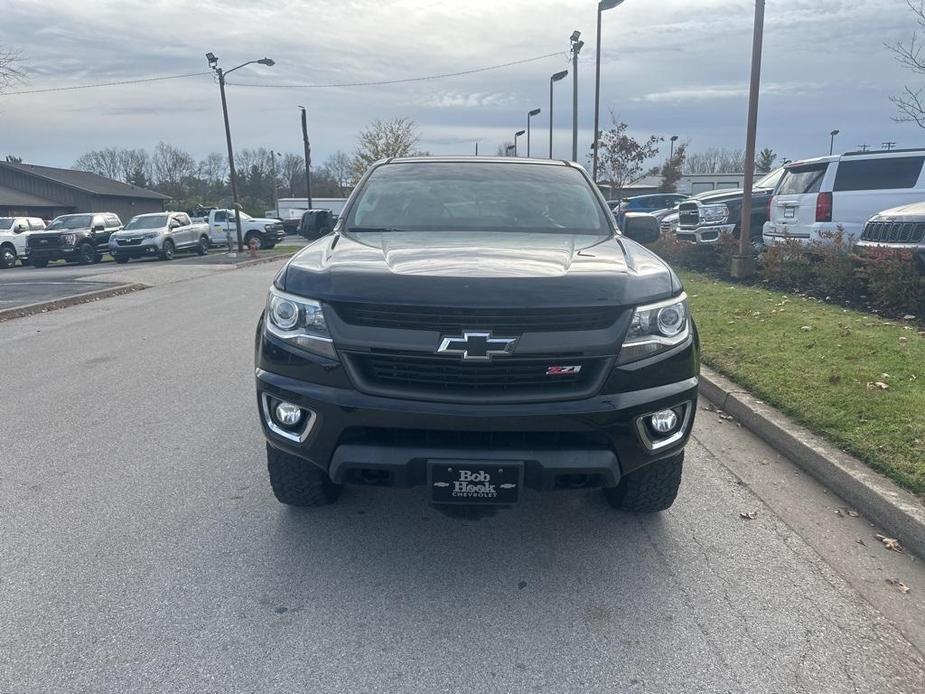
xmin=546 ymin=365 xmax=582 ymax=376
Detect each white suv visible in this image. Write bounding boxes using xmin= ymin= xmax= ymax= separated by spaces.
xmin=0 ymin=216 xmax=46 ymax=269
xmin=764 ymin=150 xmax=925 ymax=246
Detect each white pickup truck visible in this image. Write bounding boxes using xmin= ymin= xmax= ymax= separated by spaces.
xmin=0 ymin=216 xmax=46 ymax=268
xmin=205 ymin=209 xmax=287 ymax=250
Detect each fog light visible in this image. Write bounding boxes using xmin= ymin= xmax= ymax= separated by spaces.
xmin=649 ymin=409 xmax=679 ymax=434
xmin=275 ymin=401 xmax=303 ymax=428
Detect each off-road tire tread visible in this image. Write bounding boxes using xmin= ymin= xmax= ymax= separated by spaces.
xmin=604 ymin=452 xmax=683 ymax=513
xmin=266 ymin=443 xmax=341 ymax=507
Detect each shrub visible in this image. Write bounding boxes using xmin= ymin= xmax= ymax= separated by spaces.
xmin=758 ymin=239 xmax=816 ymax=289
xmin=856 ymin=247 xmax=925 ymax=314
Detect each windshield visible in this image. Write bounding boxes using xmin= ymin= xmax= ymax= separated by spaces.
xmin=125 ymin=215 xmax=168 ymax=230
xmin=756 ymin=168 xmax=785 ymax=190
xmin=346 ymin=162 xmax=610 ymax=234
xmin=47 ymin=214 xmax=93 ymax=230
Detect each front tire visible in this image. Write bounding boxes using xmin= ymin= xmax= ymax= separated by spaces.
xmin=77 ymin=242 xmax=96 ymax=265
xmin=604 ymin=452 xmax=684 ymax=512
xmin=196 ymin=236 xmax=209 ymax=256
xmin=0 ymin=245 xmax=16 ymax=269
xmin=160 ymin=239 xmax=175 ymax=261
xmin=267 ymin=444 xmax=341 ymax=507
xmin=113 ymin=254 xmax=130 ymax=264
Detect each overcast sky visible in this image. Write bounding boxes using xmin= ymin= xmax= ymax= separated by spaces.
xmin=0 ymin=0 xmax=921 ymax=170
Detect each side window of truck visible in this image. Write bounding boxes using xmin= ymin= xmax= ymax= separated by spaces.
xmin=213 ymin=211 xmax=226 ymax=223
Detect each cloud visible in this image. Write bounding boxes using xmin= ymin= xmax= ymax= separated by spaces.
xmin=419 ymin=91 xmax=517 ymax=108
xmin=636 ymin=82 xmax=825 ymax=104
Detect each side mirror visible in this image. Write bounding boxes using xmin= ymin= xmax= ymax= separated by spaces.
xmin=622 ymin=213 xmax=660 ymax=245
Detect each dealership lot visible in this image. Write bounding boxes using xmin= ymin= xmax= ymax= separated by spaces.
xmin=1 ymin=259 xmax=923 ymax=693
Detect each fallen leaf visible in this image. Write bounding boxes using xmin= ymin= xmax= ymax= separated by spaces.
xmin=866 ymin=381 xmax=890 ymax=390
xmin=876 ymin=534 xmax=904 ymax=553
xmin=886 ymin=578 xmax=910 ymax=594
xmin=903 ymin=314 xmax=916 ymax=321
xmin=880 ymin=373 xmax=891 ymax=380
xmin=899 ymin=337 xmax=909 ymax=343
xmin=856 ymin=539 xmax=866 ymax=546
xmin=800 ymin=325 xmax=813 ymax=331
xmin=740 ymin=511 xmax=758 ymax=520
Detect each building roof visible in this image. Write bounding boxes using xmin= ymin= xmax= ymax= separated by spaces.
xmin=0 ymin=162 xmax=170 ymax=200
xmin=0 ymin=183 xmax=65 ymax=207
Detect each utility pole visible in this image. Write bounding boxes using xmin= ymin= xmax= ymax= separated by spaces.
xmin=271 ymin=150 xmax=280 ymax=219
xmin=475 ymin=142 xmax=479 ymax=156
xmin=857 ymin=144 xmax=870 ymax=152
xmin=570 ymin=31 xmax=584 ymax=162
xmin=732 ymin=0 xmax=765 ymax=279
xmin=206 ymin=52 xmax=274 ymax=253
xmin=882 ymin=141 xmax=897 ymax=151
xmin=299 ymin=106 xmax=313 ymax=211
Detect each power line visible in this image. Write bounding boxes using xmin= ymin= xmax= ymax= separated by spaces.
xmin=0 ymin=72 xmax=212 ymax=96
xmin=225 ymin=51 xmax=565 ymax=89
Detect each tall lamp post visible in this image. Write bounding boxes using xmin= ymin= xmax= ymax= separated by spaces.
xmin=669 ymin=135 xmax=679 ymax=160
xmin=549 ymin=69 xmax=569 ymax=158
xmin=829 ymin=129 xmax=840 ymax=155
xmin=527 ymin=108 xmax=541 ymax=157
xmin=592 ymin=0 xmax=625 ymax=183
xmin=570 ymin=31 xmax=584 ymax=162
xmin=505 ymin=144 xmax=516 ymax=157
xmin=733 ymin=0 xmax=765 ymax=278
xmin=206 ymin=52 xmax=275 ymax=253
xmin=513 ymin=130 xmax=526 ymax=157
xmin=298 ymin=106 xmax=313 ymax=212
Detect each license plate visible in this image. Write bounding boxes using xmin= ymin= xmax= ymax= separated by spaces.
xmin=784 ymin=207 xmax=795 ymax=219
xmin=429 ymin=461 xmax=522 ymax=505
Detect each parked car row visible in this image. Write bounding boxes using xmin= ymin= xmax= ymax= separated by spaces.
xmin=0 ymin=207 xmax=288 ymax=269
xmin=615 ymin=148 xmax=925 ymax=265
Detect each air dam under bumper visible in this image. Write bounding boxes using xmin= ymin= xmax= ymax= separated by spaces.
xmin=256 ymin=368 xmax=698 ymax=491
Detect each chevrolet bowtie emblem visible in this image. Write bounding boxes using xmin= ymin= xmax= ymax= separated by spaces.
xmin=437 ymin=331 xmax=519 ymax=361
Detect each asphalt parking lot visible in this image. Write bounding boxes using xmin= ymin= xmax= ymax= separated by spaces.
xmin=2 ymin=260 xmax=924 ymax=693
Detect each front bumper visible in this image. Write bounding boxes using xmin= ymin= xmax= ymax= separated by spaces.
xmin=675 ymin=223 xmax=736 ymax=244
xmin=255 ymin=330 xmax=699 ymax=491
xmin=110 ymin=240 xmax=160 ymax=257
xmin=28 ymin=247 xmax=79 ymax=262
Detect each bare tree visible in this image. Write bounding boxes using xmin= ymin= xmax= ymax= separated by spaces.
xmin=74 ymin=148 xmax=124 ymax=180
xmin=589 ymin=113 xmax=662 ymax=199
xmin=324 ymin=151 xmax=352 ymax=195
xmin=279 ymin=153 xmax=305 ymax=197
xmin=352 ymin=118 xmax=421 ymax=179
xmin=888 ymin=0 xmax=925 ymax=126
xmin=151 ymin=141 xmax=197 ymax=200
xmin=198 ymin=153 xmax=227 ymax=185
xmin=0 ymin=46 xmax=24 ymax=93
xmin=684 ymin=147 xmax=746 ymax=174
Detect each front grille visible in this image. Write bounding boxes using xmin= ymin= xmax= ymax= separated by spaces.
xmin=860 ymin=221 xmax=925 ymax=244
xmin=678 ymin=202 xmax=700 ymax=228
xmin=344 ymin=352 xmax=607 ymax=401
xmin=330 ymin=303 xmax=621 ymax=333
xmin=116 ymin=238 xmax=143 ymax=246
xmin=28 ymin=234 xmax=62 ymax=249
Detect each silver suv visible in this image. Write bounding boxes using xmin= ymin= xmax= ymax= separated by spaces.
xmin=109 ymin=212 xmax=210 ymax=263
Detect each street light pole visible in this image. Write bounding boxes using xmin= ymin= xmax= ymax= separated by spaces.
xmin=527 ymin=108 xmax=541 ymax=157
xmin=514 ymin=130 xmax=526 ymax=157
xmin=298 ymin=106 xmax=312 ymax=211
xmin=271 ymin=150 xmax=280 ymax=219
xmin=733 ymin=0 xmax=765 ymax=278
xmin=570 ymin=32 xmax=584 ymax=162
xmin=206 ymin=52 xmax=274 ymax=253
xmin=592 ymin=0 xmax=625 ymax=183
xmin=829 ymin=129 xmax=840 ymax=155
xmin=549 ymin=70 xmax=568 ymax=159
xmin=670 ymin=135 xmax=678 ymax=160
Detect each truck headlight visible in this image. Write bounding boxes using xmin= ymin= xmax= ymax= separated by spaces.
xmin=700 ymin=204 xmax=729 ymax=225
xmin=265 ymin=286 xmax=336 ymax=359
xmin=61 ymin=233 xmax=77 ymax=245
xmin=617 ymin=294 xmax=690 ymax=365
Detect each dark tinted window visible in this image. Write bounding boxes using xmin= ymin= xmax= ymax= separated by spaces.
xmin=348 ymin=162 xmax=610 ymax=234
xmin=213 ymin=210 xmax=227 ymax=222
xmin=777 ymin=164 xmax=828 ymax=195
xmin=833 ymin=157 xmax=924 ymax=191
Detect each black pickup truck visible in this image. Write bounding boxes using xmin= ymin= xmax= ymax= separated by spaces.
xmin=254 ymin=157 xmax=699 ymax=513
xmin=676 ymin=168 xmax=784 ymax=244
xmin=27 ymin=212 xmax=122 ymax=267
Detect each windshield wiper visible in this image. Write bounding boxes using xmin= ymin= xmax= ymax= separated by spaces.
xmin=346 ymin=226 xmax=407 ymax=233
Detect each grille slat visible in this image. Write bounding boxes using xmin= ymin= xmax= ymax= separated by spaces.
xmin=331 ymin=303 xmax=620 ymax=333
xmin=347 ymin=352 xmax=602 ymax=399
xmin=861 ymin=220 xmax=925 ymax=243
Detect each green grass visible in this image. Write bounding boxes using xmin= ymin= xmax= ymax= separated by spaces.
xmin=680 ymin=271 xmax=925 ymax=496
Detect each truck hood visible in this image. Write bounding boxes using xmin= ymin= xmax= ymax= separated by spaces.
xmin=248 ymin=217 xmax=280 ymax=225
xmin=282 ymin=231 xmax=680 ymax=307
xmin=693 ymin=186 xmax=773 ymax=204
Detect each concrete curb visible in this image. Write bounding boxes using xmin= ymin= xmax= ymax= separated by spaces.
xmin=699 ymin=365 xmax=925 ymax=558
xmin=227 ymin=251 xmax=297 ymax=269
xmin=0 ymin=283 xmax=147 ymax=323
